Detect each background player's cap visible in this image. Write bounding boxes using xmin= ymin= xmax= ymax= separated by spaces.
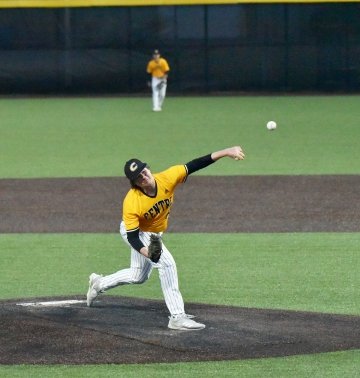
xmin=153 ymin=49 xmax=160 ymax=55
xmin=124 ymin=158 xmax=147 ymax=181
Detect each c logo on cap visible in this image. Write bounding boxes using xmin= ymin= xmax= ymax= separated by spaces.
xmin=130 ymin=162 xmax=138 ymax=172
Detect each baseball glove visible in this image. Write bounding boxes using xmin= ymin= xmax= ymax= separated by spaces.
xmin=148 ymin=234 xmax=162 ymax=263
xmin=156 ymin=80 xmax=166 ymax=90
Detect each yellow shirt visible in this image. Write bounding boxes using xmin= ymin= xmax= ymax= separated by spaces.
xmin=146 ymin=58 xmax=170 ymax=78
xmin=123 ymin=165 xmax=187 ymax=233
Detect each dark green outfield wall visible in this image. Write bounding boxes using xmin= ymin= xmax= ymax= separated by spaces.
xmin=0 ymin=3 xmax=359 ymax=94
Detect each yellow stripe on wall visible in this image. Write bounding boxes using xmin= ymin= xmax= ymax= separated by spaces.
xmin=0 ymin=0 xmax=357 ymax=8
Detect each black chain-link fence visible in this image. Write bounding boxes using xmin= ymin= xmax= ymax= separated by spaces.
xmin=0 ymin=3 xmax=359 ymax=94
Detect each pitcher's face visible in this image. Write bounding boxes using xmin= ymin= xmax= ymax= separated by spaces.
xmin=135 ymin=167 xmax=154 ymax=188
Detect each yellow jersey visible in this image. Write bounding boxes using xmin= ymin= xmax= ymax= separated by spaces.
xmin=123 ymin=165 xmax=187 ymax=233
xmin=146 ymin=58 xmax=170 ymax=78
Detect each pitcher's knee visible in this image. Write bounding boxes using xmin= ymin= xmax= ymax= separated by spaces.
xmin=130 ymin=269 xmax=150 ymax=284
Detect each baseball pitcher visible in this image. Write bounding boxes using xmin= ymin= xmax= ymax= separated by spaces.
xmin=87 ymin=146 xmax=245 ymax=330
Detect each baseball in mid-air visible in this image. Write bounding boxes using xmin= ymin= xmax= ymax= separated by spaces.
xmin=266 ymin=121 xmax=277 ymax=130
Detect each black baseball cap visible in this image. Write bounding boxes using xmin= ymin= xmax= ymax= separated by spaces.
xmin=124 ymin=158 xmax=147 ymax=181
xmin=153 ymin=49 xmax=160 ymax=55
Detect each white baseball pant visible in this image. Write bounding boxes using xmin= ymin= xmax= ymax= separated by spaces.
xmin=151 ymin=76 xmax=167 ymax=111
xmin=94 ymin=221 xmax=185 ymax=316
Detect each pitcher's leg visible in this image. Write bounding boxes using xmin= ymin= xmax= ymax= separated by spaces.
xmin=98 ymin=250 xmax=152 ymax=291
xmin=157 ymin=244 xmax=185 ymax=316
xmin=86 ymin=224 xmax=153 ymax=306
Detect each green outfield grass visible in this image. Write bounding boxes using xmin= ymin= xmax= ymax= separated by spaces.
xmin=0 ymin=96 xmax=359 ymax=178
xmin=1 ymin=233 xmax=359 ymax=315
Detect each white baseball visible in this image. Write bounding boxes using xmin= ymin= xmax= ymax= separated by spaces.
xmin=266 ymin=121 xmax=277 ymax=130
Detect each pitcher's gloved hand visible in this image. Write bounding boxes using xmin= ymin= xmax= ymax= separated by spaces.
xmin=148 ymin=234 xmax=162 ymax=263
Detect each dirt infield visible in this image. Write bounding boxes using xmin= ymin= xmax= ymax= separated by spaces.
xmin=1 ymin=175 xmax=359 ymax=364
xmin=1 ymin=175 xmax=360 ymax=233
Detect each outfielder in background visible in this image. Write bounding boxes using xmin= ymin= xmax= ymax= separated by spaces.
xmin=87 ymin=146 xmax=245 ymax=330
xmin=146 ymin=49 xmax=170 ymax=112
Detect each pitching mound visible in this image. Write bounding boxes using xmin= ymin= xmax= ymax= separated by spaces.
xmin=1 ymin=295 xmax=359 ymax=364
